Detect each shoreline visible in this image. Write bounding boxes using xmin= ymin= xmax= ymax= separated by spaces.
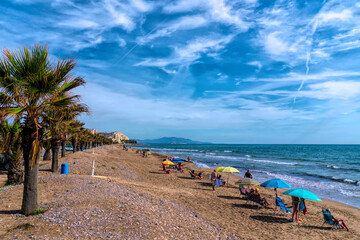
xmin=141 ymin=144 xmax=360 ymax=209
xmin=150 ymin=149 xmax=360 ymax=210
xmin=1 ymin=145 xmax=359 ymax=239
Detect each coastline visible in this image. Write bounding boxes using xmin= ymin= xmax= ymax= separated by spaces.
xmin=0 ymin=145 xmax=359 ymax=239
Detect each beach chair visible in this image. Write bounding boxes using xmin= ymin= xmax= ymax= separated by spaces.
xmin=275 ymin=197 xmax=292 ymax=215
xmin=240 ymin=188 xmax=250 ymax=199
xmin=322 ymin=210 xmax=342 ymax=230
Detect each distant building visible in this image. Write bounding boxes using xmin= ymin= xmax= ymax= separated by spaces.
xmin=87 ymin=128 xmax=98 ymax=134
xmin=99 ymin=131 xmax=129 ymax=143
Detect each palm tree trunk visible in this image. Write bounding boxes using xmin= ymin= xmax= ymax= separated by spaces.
xmin=7 ymin=160 xmax=24 ymax=184
xmin=21 ymin=122 xmax=40 ymax=216
xmin=71 ymin=137 xmax=76 ymax=153
xmin=43 ymin=148 xmax=51 ymax=160
xmin=51 ymin=138 xmax=61 ymax=172
xmin=61 ymin=140 xmax=66 ymax=157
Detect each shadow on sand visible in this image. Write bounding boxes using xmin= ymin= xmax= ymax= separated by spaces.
xmin=250 ymin=214 xmax=289 ymax=224
xmin=0 ymin=210 xmax=21 ymax=215
xmin=149 ymin=171 xmax=165 ymax=175
xmin=217 ymin=195 xmax=239 ymax=200
xmin=301 ymin=225 xmax=332 ymax=230
xmin=192 ymin=188 xmax=213 ymax=191
xmin=178 ymin=176 xmax=194 ymax=180
xmin=232 ymin=203 xmax=261 ymax=209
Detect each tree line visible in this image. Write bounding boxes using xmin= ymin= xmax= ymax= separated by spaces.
xmin=0 ymin=44 xmax=112 ymax=215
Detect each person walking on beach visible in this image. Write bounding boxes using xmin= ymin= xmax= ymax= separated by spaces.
xmin=187 ymin=156 xmax=191 ymax=162
xmin=211 ymin=170 xmax=217 ymax=191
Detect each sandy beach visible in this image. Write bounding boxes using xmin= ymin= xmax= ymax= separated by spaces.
xmin=0 ymin=145 xmax=359 ymax=239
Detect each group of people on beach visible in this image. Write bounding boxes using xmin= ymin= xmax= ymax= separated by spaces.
xmin=146 ymin=150 xmax=351 ymax=231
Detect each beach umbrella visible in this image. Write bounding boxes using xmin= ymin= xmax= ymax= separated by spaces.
xmin=217 ymin=167 xmax=240 ymax=173
xmin=172 ymin=159 xmax=184 ymax=163
xmin=235 ymin=178 xmax=260 ymax=188
xmin=215 ymin=166 xmax=224 ymax=172
xmin=217 ymin=167 xmax=240 ymax=186
xmin=162 ymin=160 xmax=174 ymax=165
xmin=261 ymin=179 xmax=292 ymax=195
xmin=261 ymin=179 xmax=292 ymax=208
xmin=283 ymin=188 xmax=322 ymax=201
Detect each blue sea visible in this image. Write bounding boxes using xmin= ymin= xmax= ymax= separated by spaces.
xmin=138 ymin=144 xmax=360 ymax=208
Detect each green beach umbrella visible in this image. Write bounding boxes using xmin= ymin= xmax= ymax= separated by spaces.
xmin=235 ymin=178 xmax=260 ymax=188
xmin=283 ymin=188 xmax=322 ymax=201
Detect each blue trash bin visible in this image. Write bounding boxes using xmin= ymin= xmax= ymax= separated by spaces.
xmin=61 ymin=163 xmax=69 ymax=174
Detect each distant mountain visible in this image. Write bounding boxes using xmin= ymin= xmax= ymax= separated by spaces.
xmin=137 ymin=137 xmax=211 ymax=144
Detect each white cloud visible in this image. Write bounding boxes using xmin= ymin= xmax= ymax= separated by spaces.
xmin=317 ymin=9 xmax=352 ymax=24
xmin=58 ymin=19 xmax=99 ymax=29
xmin=163 ymin=0 xmax=252 ymax=31
xmin=304 ymin=81 xmax=360 ymax=100
xmin=136 ymin=35 xmax=233 ymax=67
xmin=242 ymin=70 xmax=360 ymax=83
xmin=137 ymin=15 xmax=208 ymax=44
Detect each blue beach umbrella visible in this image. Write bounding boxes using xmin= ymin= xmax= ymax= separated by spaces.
xmin=172 ymin=159 xmax=184 ymax=163
xmin=261 ymin=179 xmax=292 ymax=189
xmin=283 ymin=188 xmax=322 ymax=201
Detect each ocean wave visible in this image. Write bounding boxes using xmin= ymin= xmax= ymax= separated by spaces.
xmin=193 ymin=162 xmax=212 ymax=169
xmin=245 ymin=155 xmax=251 ymax=158
xmin=339 ymin=189 xmax=360 ymax=198
xmin=249 ymin=159 xmax=298 ymax=166
xmin=224 ymin=150 xmax=232 ymax=153
xmin=299 ymin=172 xmax=359 ymax=186
xmin=331 ymin=177 xmax=359 ymax=186
xmin=326 ymin=165 xmax=360 ymax=173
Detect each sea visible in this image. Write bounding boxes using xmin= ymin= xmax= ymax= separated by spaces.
xmin=137 ymin=144 xmax=360 ymax=209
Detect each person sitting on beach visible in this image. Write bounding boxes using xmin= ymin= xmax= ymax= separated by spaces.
xmin=244 ymin=169 xmax=253 ymax=179
xmin=198 ymin=172 xmax=203 ymax=179
xmin=325 ymin=208 xmax=350 ymax=231
xmin=177 ymin=163 xmax=184 ymax=173
xmin=216 ymin=175 xmax=225 ymax=187
xmin=251 ymin=188 xmax=270 ymax=207
xmin=166 ymin=169 xmax=171 ymax=174
xmin=190 ymin=170 xmax=196 ymax=178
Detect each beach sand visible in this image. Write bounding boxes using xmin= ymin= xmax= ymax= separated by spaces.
xmin=0 ymin=145 xmax=359 ymax=239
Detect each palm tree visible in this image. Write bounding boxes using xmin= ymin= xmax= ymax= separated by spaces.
xmin=69 ymin=120 xmax=84 ymax=152
xmin=0 ymin=119 xmax=23 ymax=184
xmin=44 ymin=105 xmax=88 ymax=172
xmin=0 ymin=44 xmax=86 ymax=215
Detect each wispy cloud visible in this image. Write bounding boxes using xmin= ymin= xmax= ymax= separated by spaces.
xmin=135 ymin=35 xmax=233 ymax=67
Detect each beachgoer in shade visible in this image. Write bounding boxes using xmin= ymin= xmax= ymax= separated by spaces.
xmin=178 ymin=163 xmax=184 ymax=173
xmin=291 ymin=196 xmax=300 ymax=222
xmin=162 ymin=162 xmax=167 ymax=171
xmin=251 ymin=188 xmax=270 ymax=207
xmin=187 ymin=156 xmax=191 ymax=162
xmin=325 ymin=208 xmax=350 ymax=231
xmin=166 ymin=169 xmax=171 ymax=174
xmin=210 ymin=170 xmax=217 ymax=190
xmin=244 ymin=169 xmax=253 ymax=178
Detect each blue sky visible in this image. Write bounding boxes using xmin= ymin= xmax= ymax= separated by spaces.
xmin=1 ymin=0 xmax=360 ymax=143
